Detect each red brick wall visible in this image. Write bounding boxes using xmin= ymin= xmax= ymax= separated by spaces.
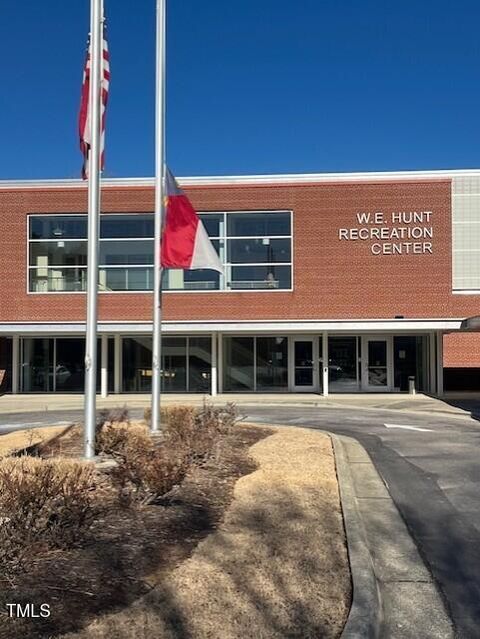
xmin=444 ymin=333 xmax=480 ymax=368
xmin=1 ymin=179 xmax=480 ymax=325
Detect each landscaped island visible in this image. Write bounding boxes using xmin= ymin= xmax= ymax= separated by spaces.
xmin=0 ymin=405 xmax=350 ymax=638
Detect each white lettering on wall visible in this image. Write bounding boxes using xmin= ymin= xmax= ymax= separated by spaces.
xmin=339 ymin=211 xmax=434 ymax=255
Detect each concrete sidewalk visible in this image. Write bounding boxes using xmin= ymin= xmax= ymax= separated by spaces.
xmin=1 ymin=391 xmax=480 ymax=420
xmin=334 ymin=434 xmax=454 ymax=638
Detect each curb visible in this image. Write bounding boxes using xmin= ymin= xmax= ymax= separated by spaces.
xmin=332 ymin=433 xmax=454 ymax=639
xmin=332 ymin=434 xmax=382 ymax=639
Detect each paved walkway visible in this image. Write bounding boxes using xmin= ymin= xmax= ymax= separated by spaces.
xmin=1 ymin=391 xmax=480 ymax=419
xmin=335 ymin=434 xmax=453 ymax=638
xmin=241 ymin=406 xmax=480 ymax=638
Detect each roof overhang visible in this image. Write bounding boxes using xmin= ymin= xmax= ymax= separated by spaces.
xmin=0 ymin=168 xmax=480 ymax=190
xmin=0 ymin=319 xmax=464 ymax=335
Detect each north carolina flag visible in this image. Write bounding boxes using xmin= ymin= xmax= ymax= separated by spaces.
xmin=161 ymin=168 xmax=223 ymax=273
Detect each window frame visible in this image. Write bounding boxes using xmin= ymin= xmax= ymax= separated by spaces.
xmin=27 ymin=210 xmax=294 ymax=294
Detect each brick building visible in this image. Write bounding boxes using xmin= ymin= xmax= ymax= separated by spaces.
xmin=0 ymin=168 xmax=479 ymax=396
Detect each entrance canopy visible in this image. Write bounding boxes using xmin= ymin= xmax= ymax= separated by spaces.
xmin=0 ymin=318 xmax=465 ymax=336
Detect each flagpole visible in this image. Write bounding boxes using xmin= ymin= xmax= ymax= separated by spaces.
xmin=83 ymin=0 xmax=104 ymax=458
xmin=151 ymin=0 xmax=166 ymax=432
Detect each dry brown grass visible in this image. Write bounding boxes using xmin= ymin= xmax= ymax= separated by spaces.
xmin=63 ymin=425 xmax=351 ymax=639
xmin=0 ymin=426 xmax=69 ymax=457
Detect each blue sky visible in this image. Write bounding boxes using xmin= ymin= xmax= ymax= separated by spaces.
xmin=2 ymin=0 xmax=480 ymax=179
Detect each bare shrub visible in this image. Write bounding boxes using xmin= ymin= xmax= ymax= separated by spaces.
xmin=0 ymin=457 xmax=104 ymax=572
xmin=143 ymin=405 xmax=168 ymax=425
xmin=95 ymin=406 xmax=131 ymax=455
xmin=96 ymin=422 xmax=131 ymax=456
xmin=197 ymin=401 xmax=238 ymax=434
xmin=107 ymin=425 xmax=190 ymax=505
xmin=96 ymin=405 xmax=130 ymax=431
xmin=164 ymin=402 xmax=238 ymax=464
xmin=102 ymin=403 xmax=238 ymax=505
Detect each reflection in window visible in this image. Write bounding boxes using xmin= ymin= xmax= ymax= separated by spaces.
xmin=256 ymin=337 xmax=288 ymax=390
xmin=121 ymin=336 xmax=212 ymax=392
xmin=223 ymin=335 xmax=289 ymax=391
xmin=29 ymin=210 xmax=292 ymax=293
xmin=227 ymin=212 xmax=291 ymax=237
xmin=189 ymin=337 xmax=212 ymax=392
xmin=224 ymin=337 xmax=254 ymax=391
xmin=100 ymin=214 xmax=154 ymax=238
xmin=228 ymin=265 xmax=291 ymax=290
xmin=30 ymin=216 xmax=87 ymax=240
xmin=29 ymin=267 xmax=87 ymax=292
xmin=227 ymin=238 xmax=291 ymax=264
xmin=100 ymin=240 xmax=153 ymax=265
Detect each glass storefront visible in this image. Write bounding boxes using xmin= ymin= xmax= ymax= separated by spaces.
xmin=56 ymin=338 xmax=88 ymax=392
xmin=256 ymin=337 xmax=288 ymax=391
xmin=224 ymin=336 xmax=289 ymax=392
xmin=16 ymin=333 xmax=432 ymax=395
xmin=224 ymin=337 xmax=254 ymax=391
xmin=121 ymin=336 xmax=212 ymax=393
xmin=122 ymin=336 xmax=152 ymax=392
xmin=20 ymin=337 xmax=110 ymax=392
xmin=21 ymin=338 xmax=54 ymax=392
xmin=188 ymin=337 xmax=212 ymax=392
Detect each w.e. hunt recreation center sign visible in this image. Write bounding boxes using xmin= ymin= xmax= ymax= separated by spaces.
xmin=339 ymin=210 xmax=434 ymax=255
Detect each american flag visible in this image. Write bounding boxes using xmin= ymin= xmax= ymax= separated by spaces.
xmin=79 ymin=24 xmax=110 ymax=180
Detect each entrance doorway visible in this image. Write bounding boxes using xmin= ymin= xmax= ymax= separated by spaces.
xmin=361 ymin=336 xmax=393 ymax=391
xmin=328 ymin=336 xmax=360 ymax=392
xmin=292 ymin=337 xmax=317 ymax=392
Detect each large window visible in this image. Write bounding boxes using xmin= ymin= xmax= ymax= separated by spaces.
xmin=19 ymin=337 xmax=111 ymax=392
xmin=164 ymin=210 xmax=292 ymax=291
xmin=223 ymin=335 xmax=288 ymax=391
xmin=121 ymin=336 xmax=211 ymax=392
xmin=29 ymin=214 xmax=154 ymax=293
xmin=29 ymin=211 xmax=292 ymax=293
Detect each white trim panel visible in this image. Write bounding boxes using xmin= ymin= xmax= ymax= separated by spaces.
xmin=2 ymin=168 xmax=480 ymax=190
xmin=0 ymin=319 xmax=464 ymax=335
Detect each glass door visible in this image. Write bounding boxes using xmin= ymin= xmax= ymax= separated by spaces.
xmin=328 ymin=336 xmax=360 ymax=392
xmin=292 ymin=337 xmax=317 ymax=392
xmin=362 ymin=336 xmax=393 ymax=391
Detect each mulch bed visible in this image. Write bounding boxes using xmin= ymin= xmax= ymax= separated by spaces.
xmin=0 ymin=424 xmax=273 ymax=639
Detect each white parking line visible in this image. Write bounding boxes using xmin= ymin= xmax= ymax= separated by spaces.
xmin=384 ymin=423 xmax=433 ymax=432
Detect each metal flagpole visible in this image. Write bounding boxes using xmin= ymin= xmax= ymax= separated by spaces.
xmin=151 ymin=0 xmax=166 ymax=432
xmin=84 ymin=0 xmax=104 ymax=458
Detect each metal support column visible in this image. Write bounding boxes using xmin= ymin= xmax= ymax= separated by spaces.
xmin=436 ymin=331 xmax=444 ymax=397
xmin=211 ymin=333 xmax=217 ymax=396
xmin=114 ymin=335 xmax=121 ymax=394
xmin=429 ymin=332 xmax=436 ymax=394
xmin=12 ymin=336 xmax=19 ymax=394
xmin=322 ymin=332 xmax=329 ymax=396
xmin=100 ymin=335 xmax=108 ymax=398
xmin=217 ymin=333 xmax=223 ymax=394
